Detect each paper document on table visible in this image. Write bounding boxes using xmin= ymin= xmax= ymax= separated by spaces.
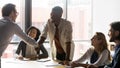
xmin=44 ymin=61 xmax=61 ymax=67
xmin=4 ymin=59 xmax=23 ymax=64
xmin=46 ymin=64 xmax=61 ymax=67
xmin=36 ymin=58 xmax=51 ymax=62
xmin=65 ymin=66 xmax=71 ymax=68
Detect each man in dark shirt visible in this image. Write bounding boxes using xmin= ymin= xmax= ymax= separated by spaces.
xmin=104 ymin=21 xmax=120 ymax=68
xmin=88 ymin=21 xmax=120 ymax=68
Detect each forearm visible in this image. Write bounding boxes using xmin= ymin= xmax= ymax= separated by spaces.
xmin=38 ymin=36 xmax=46 ymax=46
xmin=35 ymin=37 xmax=46 ymax=55
xmin=79 ymin=63 xmax=89 ymax=68
xmin=15 ymin=25 xmax=38 ymax=47
xmin=65 ymin=42 xmax=71 ymax=61
xmin=71 ymin=62 xmax=89 ymax=68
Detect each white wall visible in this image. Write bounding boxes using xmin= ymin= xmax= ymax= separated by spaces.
xmin=92 ymin=0 xmax=120 ymax=39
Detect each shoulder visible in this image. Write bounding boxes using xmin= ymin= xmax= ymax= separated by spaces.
xmin=103 ymin=49 xmax=109 ymax=52
xmin=0 ymin=18 xmax=19 ymax=28
xmin=46 ymin=19 xmax=53 ymax=26
xmin=89 ymin=47 xmax=94 ymax=51
xmin=101 ymin=49 xmax=109 ymax=55
xmin=61 ymin=19 xmax=72 ymax=28
xmin=61 ymin=18 xmax=71 ymax=24
xmin=86 ymin=47 xmax=94 ymax=53
xmin=47 ymin=19 xmax=52 ymax=23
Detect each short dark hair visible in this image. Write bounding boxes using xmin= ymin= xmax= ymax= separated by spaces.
xmin=52 ymin=6 xmax=63 ymax=14
xmin=110 ymin=21 xmax=120 ymax=40
xmin=2 ymin=3 xmax=16 ymax=17
xmin=110 ymin=21 xmax=120 ymax=31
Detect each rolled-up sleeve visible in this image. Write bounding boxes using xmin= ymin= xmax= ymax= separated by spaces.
xmin=41 ymin=23 xmax=48 ymax=38
xmin=64 ymin=21 xmax=72 ymax=42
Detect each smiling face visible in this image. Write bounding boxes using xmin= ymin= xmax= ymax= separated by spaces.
xmin=28 ymin=28 xmax=37 ymax=39
xmin=50 ymin=6 xmax=63 ymax=23
xmin=50 ymin=11 xmax=61 ymax=22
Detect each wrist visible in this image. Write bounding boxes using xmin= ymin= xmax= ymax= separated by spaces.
xmin=65 ymin=42 xmax=71 ymax=45
xmin=65 ymin=58 xmax=71 ymax=61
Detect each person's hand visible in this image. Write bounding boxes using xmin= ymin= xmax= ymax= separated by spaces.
xmin=64 ymin=60 xmax=70 ymax=65
xmin=17 ymin=56 xmax=23 ymax=60
xmin=70 ymin=61 xmax=80 ymax=68
xmin=59 ymin=61 xmax=65 ymax=65
xmin=29 ymin=57 xmax=37 ymax=60
xmin=59 ymin=60 xmax=70 ymax=65
xmin=70 ymin=61 xmax=77 ymax=67
xmin=26 ymin=55 xmax=37 ymax=60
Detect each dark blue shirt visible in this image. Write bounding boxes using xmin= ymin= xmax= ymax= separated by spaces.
xmin=107 ymin=44 xmax=120 ymax=68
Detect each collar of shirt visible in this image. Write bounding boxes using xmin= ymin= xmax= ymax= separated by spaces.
xmin=3 ymin=16 xmax=14 ymax=23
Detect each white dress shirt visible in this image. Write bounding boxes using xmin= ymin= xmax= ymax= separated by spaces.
xmin=75 ymin=47 xmax=110 ymax=66
xmin=41 ymin=18 xmax=74 ymax=60
xmin=25 ymin=44 xmax=37 ymax=57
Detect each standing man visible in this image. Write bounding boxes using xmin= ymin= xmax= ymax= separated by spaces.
xmin=0 ymin=3 xmax=38 ymax=68
xmin=38 ymin=6 xmax=74 ymax=64
xmin=88 ymin=21 xmax=120 ymax=68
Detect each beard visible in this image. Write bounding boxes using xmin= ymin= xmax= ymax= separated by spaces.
xmin=109 ymin=37 xmax=116 ymax=42
xmin=109 ymin=31 xmax=120 ymax=42
xmin=109 ymin=36 xmax=120 ymax=42
xmin=109 ymin=32 xmax=116 ymax=42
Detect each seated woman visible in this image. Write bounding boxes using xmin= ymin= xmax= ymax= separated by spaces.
xmin=16 ymin=26 xmax=48 ymax=60
xmin=70 ymin=32 xmax=111 ymax=68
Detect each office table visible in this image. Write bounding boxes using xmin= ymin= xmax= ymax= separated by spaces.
xmin=1 ymin=58 xmax=83 ymax=68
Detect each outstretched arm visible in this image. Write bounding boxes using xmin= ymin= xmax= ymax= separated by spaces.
xmin=38 ymin=36 xmax=46 ymax=47
xmin=37 ymin=44 xmax=48 ymax=59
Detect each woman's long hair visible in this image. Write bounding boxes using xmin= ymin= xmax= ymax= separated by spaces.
xmin=95 ymin=32 xmax=111 ymax=60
